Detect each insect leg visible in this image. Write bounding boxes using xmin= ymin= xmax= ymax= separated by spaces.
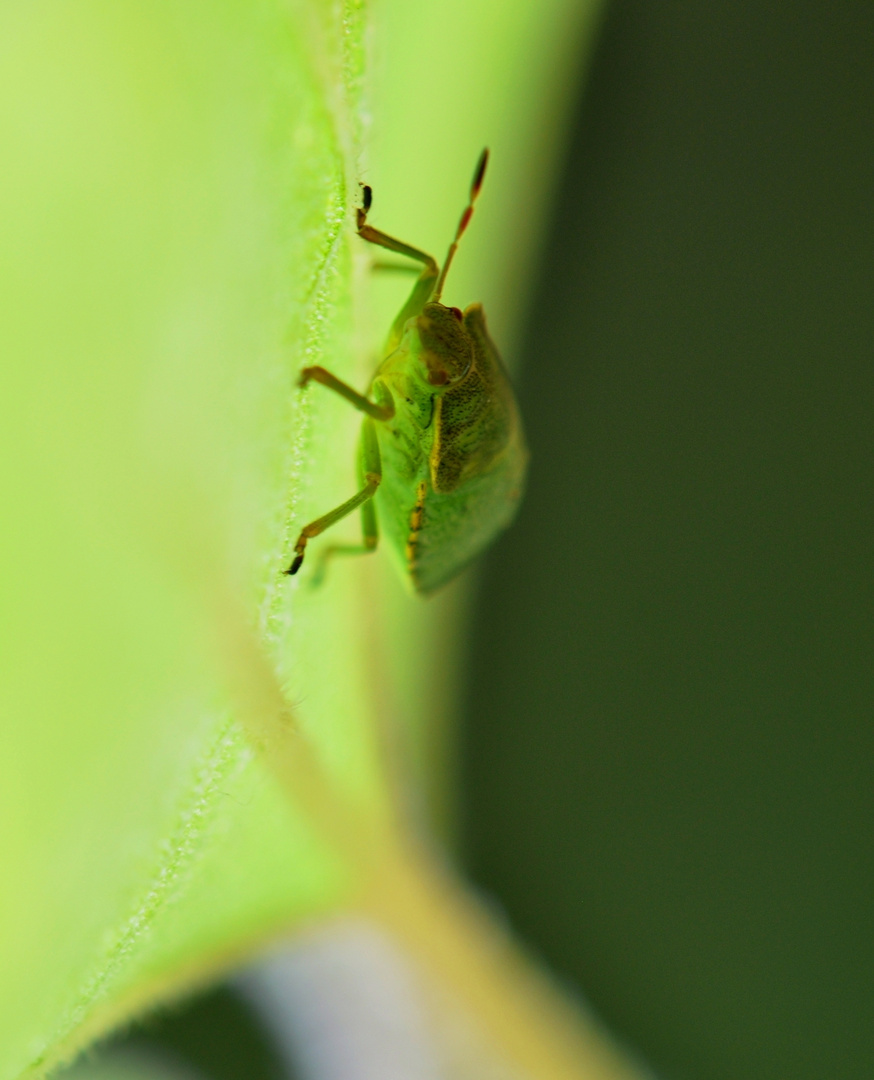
xmin=299 ymin=366 xmax=394 ymax=421
xmin=369 ymin=260 xmax=423 ymax=274
xmin=285 ymin=418 xmax=382 ymax=577
xmin=357 ymin=192 xmax=439 ymax=353
xmin=357 ymin=199 xmax=438 ymax=274
xmin=308 ymin=485 xmax=380 ymax=587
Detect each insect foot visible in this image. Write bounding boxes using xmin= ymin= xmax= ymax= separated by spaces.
xmin=284 ymin=541 xmax=307 ymax=576
xmin=284 ymin=471 xmax=382 ymax=578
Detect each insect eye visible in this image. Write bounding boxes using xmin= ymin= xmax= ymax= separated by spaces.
xmin=450 ymin=307 xmax=463 ymax=321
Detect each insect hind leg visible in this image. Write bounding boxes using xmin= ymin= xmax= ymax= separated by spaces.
xmin=284 ymin=417 xmax=382 ymax=579
xmin=309 ymin=498 xmax=378 ymax=588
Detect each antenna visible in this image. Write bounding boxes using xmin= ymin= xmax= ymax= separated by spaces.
xmin=433 ymin=148 xmax=489 ymax=303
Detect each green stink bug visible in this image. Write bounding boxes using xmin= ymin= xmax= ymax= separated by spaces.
xmin=285 ymin=150 xmax=527 ymax=595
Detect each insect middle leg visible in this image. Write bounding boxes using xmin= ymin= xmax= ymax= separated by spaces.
xmin=285 ymin=417 xmax=381 ymax=577
xmin=299 ymin=366 xmax=393 ymax=421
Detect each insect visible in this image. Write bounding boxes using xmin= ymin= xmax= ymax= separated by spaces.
xmin=285 ymin=150 xmax=527 ymax=595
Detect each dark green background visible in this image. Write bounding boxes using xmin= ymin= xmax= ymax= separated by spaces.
xmin=462 ymin=2 xmax=874 ymax=1079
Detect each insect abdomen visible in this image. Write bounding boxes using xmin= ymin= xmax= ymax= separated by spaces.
xmin=405 ymin=450 xmax=525 ymax=593
xmin=404 ymin=481 xmax=428 ymax=570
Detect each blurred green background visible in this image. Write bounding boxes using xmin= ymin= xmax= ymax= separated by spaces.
xmin=82 ymin=2 xmax=873 ymax=1079
xmin=462 ymin=2 xmax=874 ymax=1079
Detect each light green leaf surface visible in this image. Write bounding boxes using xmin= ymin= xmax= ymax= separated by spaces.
xmin=0 ymin=2 xmax=618 ymax=1079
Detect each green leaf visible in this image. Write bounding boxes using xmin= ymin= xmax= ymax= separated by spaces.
xmin=1 ymin=4 xmax=361 ymax=1073
xmin=0 ymin=3 xmax=638 ymax=1079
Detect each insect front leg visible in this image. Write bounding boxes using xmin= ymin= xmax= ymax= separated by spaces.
xmin=357 ymin=189 xmax=439 ymax=353
xmin=285 ymin=417 xmax=382 ymax=578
